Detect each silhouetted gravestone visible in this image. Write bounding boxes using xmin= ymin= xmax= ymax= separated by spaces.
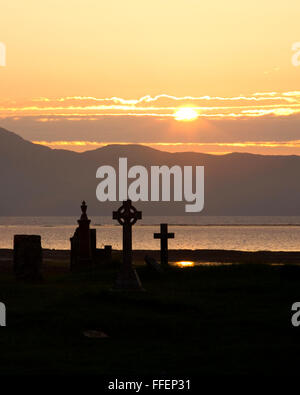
xmin=90 ymin=228 xmax=97 ymax=260
xmin=13 ymin=235 xmax=42 ymax=280
xmin=70 ymin=201 xmax=94 ymax=270
xmin=154 ymin=224 xmax=175 ymax=266
xmin=113 ymin=200 xmax=143 ymax=290
xmin=96 ymin=245 xmax=113 ymax=264
xmin=104 ymin=245 xmax=112 ymax=262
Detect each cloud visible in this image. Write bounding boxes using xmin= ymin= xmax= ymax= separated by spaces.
xmin=1 ymin=91 xmax=300 ymax=155
xmin=1 ymin=91 xmax=300 ymax=119
xmin=33 ymin=139 xmax=300 ymax=149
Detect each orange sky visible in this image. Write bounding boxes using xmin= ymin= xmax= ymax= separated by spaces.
xmin=1 ymin=0 xmax=300 ymax=154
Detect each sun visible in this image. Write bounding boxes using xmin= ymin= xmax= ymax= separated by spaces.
xmin=174 ymin=107 xmax=198 ymax=121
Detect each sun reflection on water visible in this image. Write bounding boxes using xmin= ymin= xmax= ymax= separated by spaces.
xmin=171 ymin=261 xmax=233 ymax=268
xmin=175 ymin=261 xmax=195 ymax=268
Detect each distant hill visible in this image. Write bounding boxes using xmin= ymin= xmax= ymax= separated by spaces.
xmin=1 ymin=127 xmax=300 ymax=216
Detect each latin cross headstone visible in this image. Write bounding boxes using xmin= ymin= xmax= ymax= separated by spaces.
xmin=154 ymin=223 xmax=175 ymax=266
xmin=112 ymin=200 xmax=143 ymax=290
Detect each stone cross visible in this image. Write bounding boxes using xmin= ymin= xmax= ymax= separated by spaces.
xmin=113 ymin=200 xmax=143 ymax=289
xmin=154 ymin=223 xmax=175 ymax=266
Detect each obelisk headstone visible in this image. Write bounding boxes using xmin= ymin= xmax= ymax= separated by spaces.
xmin=70 ymin=201 xmax=94 ymax=269
xmin=112 ymin=200 xmax=143 ymax=290
xmin=154 ymin=223 xmax=175 ymax=266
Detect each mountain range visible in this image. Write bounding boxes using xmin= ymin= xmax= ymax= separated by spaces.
xmin=1 ymin=127 xmax=300 ymax=216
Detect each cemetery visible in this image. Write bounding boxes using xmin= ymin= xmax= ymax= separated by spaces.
xmin=0 ymin=200 xmax=299 ymax=376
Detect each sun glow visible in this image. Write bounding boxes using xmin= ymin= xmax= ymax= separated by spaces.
xmin=174 ymin=108 xmax=199 ymax=121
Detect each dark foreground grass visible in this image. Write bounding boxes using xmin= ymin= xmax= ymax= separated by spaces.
xmin=0 ymin=262 xmax=299 ymax=376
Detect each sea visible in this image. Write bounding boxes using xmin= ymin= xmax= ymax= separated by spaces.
xmin=1 ymin=216 xmax=300 ymax=251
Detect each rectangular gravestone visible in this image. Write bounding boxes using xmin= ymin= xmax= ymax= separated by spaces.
xmin=90 ymin=228 xmax=97 ymax=262
xmin=70 ymin=228 xmax=96 ymax=269
xmin=13 ymin=235 xmax=43 ymax=281
xmin=104 ymin=245 xmax=112 ymax=262
xmin=95 ymin=245 xmax=113 ymax=265
xmin=70 ymin=228 xmax=80 ymax=269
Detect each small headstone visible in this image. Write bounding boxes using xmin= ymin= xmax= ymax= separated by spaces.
xmin=144 ymin=254 xmax=164 ymax=274
xmin=13 ymin=235 xmax=43 ymax=281
xmin=112 ymin=200 xmax=143 ymax=290
xmin=94 ymin=245 xmax=113 ymax=265
xmin=154 ymin=224 xmax=175 ymax=266
xmin=90 ymin=228 xmax=97 ymax=261
xmin=104 ymin=245 xmax=112 ymax=262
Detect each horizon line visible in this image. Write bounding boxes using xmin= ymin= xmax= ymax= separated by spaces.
xmin=31 ymin=140 xmax=300 ymax=157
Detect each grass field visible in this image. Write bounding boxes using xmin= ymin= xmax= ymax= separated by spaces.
xmin=0 ymin=259 xmax=299 ymax=376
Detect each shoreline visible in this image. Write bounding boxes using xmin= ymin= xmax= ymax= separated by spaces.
xmin=1 ymin=248 xmax=300 ymax=264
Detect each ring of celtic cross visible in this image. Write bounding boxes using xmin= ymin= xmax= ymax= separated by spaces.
xmin=115 ymin=205 xmax=140 ymax=226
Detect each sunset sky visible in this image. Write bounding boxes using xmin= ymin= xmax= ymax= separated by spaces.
xmin=1 ymin=0 xmax=300 ymax=154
